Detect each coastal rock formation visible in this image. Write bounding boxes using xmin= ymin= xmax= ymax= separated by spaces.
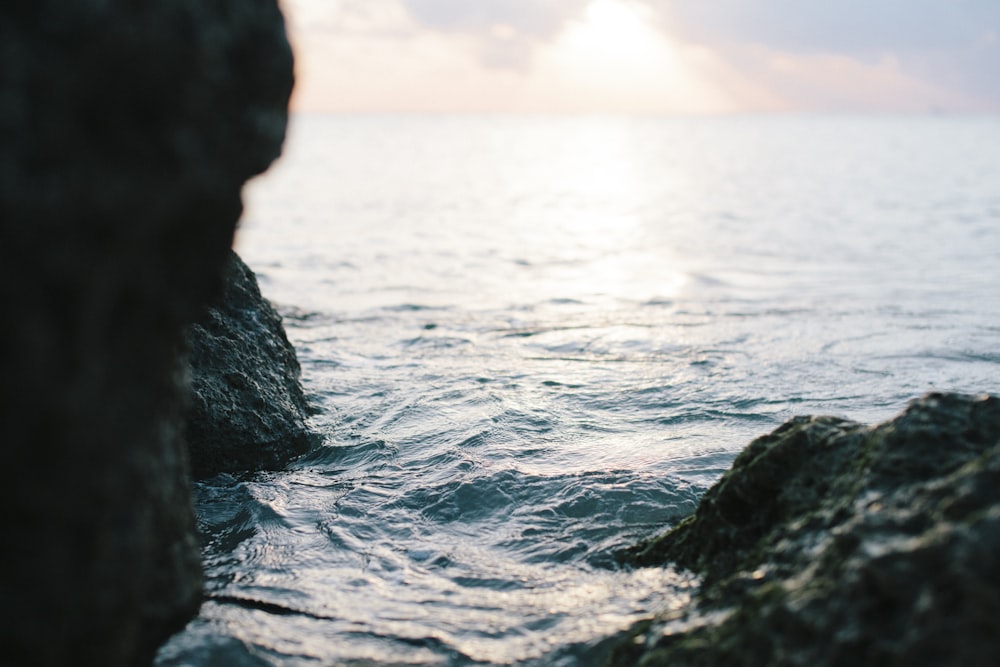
xmin=610 ymin=393 xmax=1000 ymax=666
xmin=0 ymin=1 xmax=293 ymax=666
xmin=186 ymin=252 xmax=315 ymax=479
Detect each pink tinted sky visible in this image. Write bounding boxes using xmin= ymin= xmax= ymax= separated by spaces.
xmin=281 ymin=0 xmax=1000 ymax=114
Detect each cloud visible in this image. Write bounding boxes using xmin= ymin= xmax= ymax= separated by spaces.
xmin=285 ymin=0 xmax=592 ymax=72
xmin=649 ymin=0 xmax=1000 ymax=109
xmin=401 ymin=0 xmax=589 ymax=37
xmin=281 ymin=0 xmax=1000 ymax=112
xmin=399 ymin=0 xmax=591 ymax=69
xmin=654 ymin=0 xmax=998 ymax=54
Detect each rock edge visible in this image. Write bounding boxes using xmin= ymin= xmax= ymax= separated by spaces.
xmin=185 ymin=251 xmax=316 ymax=480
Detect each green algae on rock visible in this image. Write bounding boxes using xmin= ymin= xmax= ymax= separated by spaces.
xmin=611 ymin=393 xmax=1000 ymax=667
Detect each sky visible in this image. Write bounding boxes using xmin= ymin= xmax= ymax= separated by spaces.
xmin=281 ymin=0 xmax=1000 ymax=114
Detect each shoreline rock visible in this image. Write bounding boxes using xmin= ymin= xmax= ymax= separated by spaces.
xmin=609 ymin=393 xmax=1000 ymax=666
xmin=185 ymin=252 xmax=316 ymax=480
xmin=0 ymin=1 xmax=293 ymax=664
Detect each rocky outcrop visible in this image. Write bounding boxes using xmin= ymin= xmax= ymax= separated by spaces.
xmin=610 ymin=393 xmax=1000 ymax=666
xmin=186 ymin=252 xmax=315 ymax=479
xmin=0 ymin=2 xmax=293 ymax=666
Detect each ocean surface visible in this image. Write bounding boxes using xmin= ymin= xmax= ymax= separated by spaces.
xmin=157 ymin=114 xmax=1000 ymax=666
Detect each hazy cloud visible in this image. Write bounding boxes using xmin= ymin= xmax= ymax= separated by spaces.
xmin=650 ymin=0 xmax=1000 ymax=107
xmin=401 ymin=0 xmax=589 ymax=37
xmin=398 ymin=0 xmax=591 ymax=69
xmin=654 ymin=0 xmax=998 ymax=54
xmin=283 ymin=0 xmax=1000 ymax=112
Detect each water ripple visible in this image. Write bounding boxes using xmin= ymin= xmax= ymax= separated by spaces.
xmin=162 ymin=115 xmax=1000 ymax=665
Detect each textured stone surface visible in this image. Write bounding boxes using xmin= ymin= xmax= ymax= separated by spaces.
xmin=612 ymin=393 xmax=1000 ymax=667
xmin=0 ymin=1 xmax=293 ymax=665
xmin=186 ymin=252 xmax=314 ymax=480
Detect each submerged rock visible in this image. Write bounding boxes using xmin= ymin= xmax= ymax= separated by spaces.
xmin=0 ymin=1 xmax=293 ymax=665
xmin=611 ymin=393 xmax=1000 ymax=667
xmin=186 ymin=252 xmax=315 ymax=479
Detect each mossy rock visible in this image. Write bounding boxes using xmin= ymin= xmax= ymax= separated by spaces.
xmin=609 ymin=393 xmax=1000 ymax=666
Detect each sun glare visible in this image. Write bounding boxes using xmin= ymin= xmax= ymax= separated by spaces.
xmin=533 ymin=0 xmax=722 ymax=113
xmin=575 ymin=0 xmax=663 ymax=61
xmin=288 ymin=0 xmax=737 ymax=114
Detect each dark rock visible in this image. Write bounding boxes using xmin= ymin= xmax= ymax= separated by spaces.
xmin=0 ymin=1 xmax=293 ymax=666
xmin=185 ymin=252 xmax=315 ymax=479
xmin=612 ymin=393 xmax=1000 ymax=667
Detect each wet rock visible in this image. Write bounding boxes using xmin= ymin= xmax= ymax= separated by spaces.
xmin=0 ymin=1 xmax=293 ymax=666
xmin=185 ymin=252 xmax=315 ymax=479
xmin=611 ymin=393 xmax=1000 ymax=667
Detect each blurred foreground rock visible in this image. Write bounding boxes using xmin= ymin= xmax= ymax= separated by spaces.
xmin=186 ymin=252 xmax=315 ymax=479
xmin=0 ymin=1 xmax=293 ymax=665
xmin=610 ymin=393 xmax=1000 ymax=666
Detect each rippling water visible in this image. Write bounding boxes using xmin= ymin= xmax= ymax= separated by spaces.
xmin=158 ymin=115 xmax=1000 ymax=665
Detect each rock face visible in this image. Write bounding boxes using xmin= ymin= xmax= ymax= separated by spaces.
xmin=0 ymin=2 xmax=293 ymax=666
xmin=186 ymin=252 xmax=315 ymax=480
xmin=611 ymin=393 xmax=1000 ymax=667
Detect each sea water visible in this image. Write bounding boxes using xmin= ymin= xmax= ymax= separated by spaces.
xmin=157 ymin=115 xmax=1000 ymax=666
